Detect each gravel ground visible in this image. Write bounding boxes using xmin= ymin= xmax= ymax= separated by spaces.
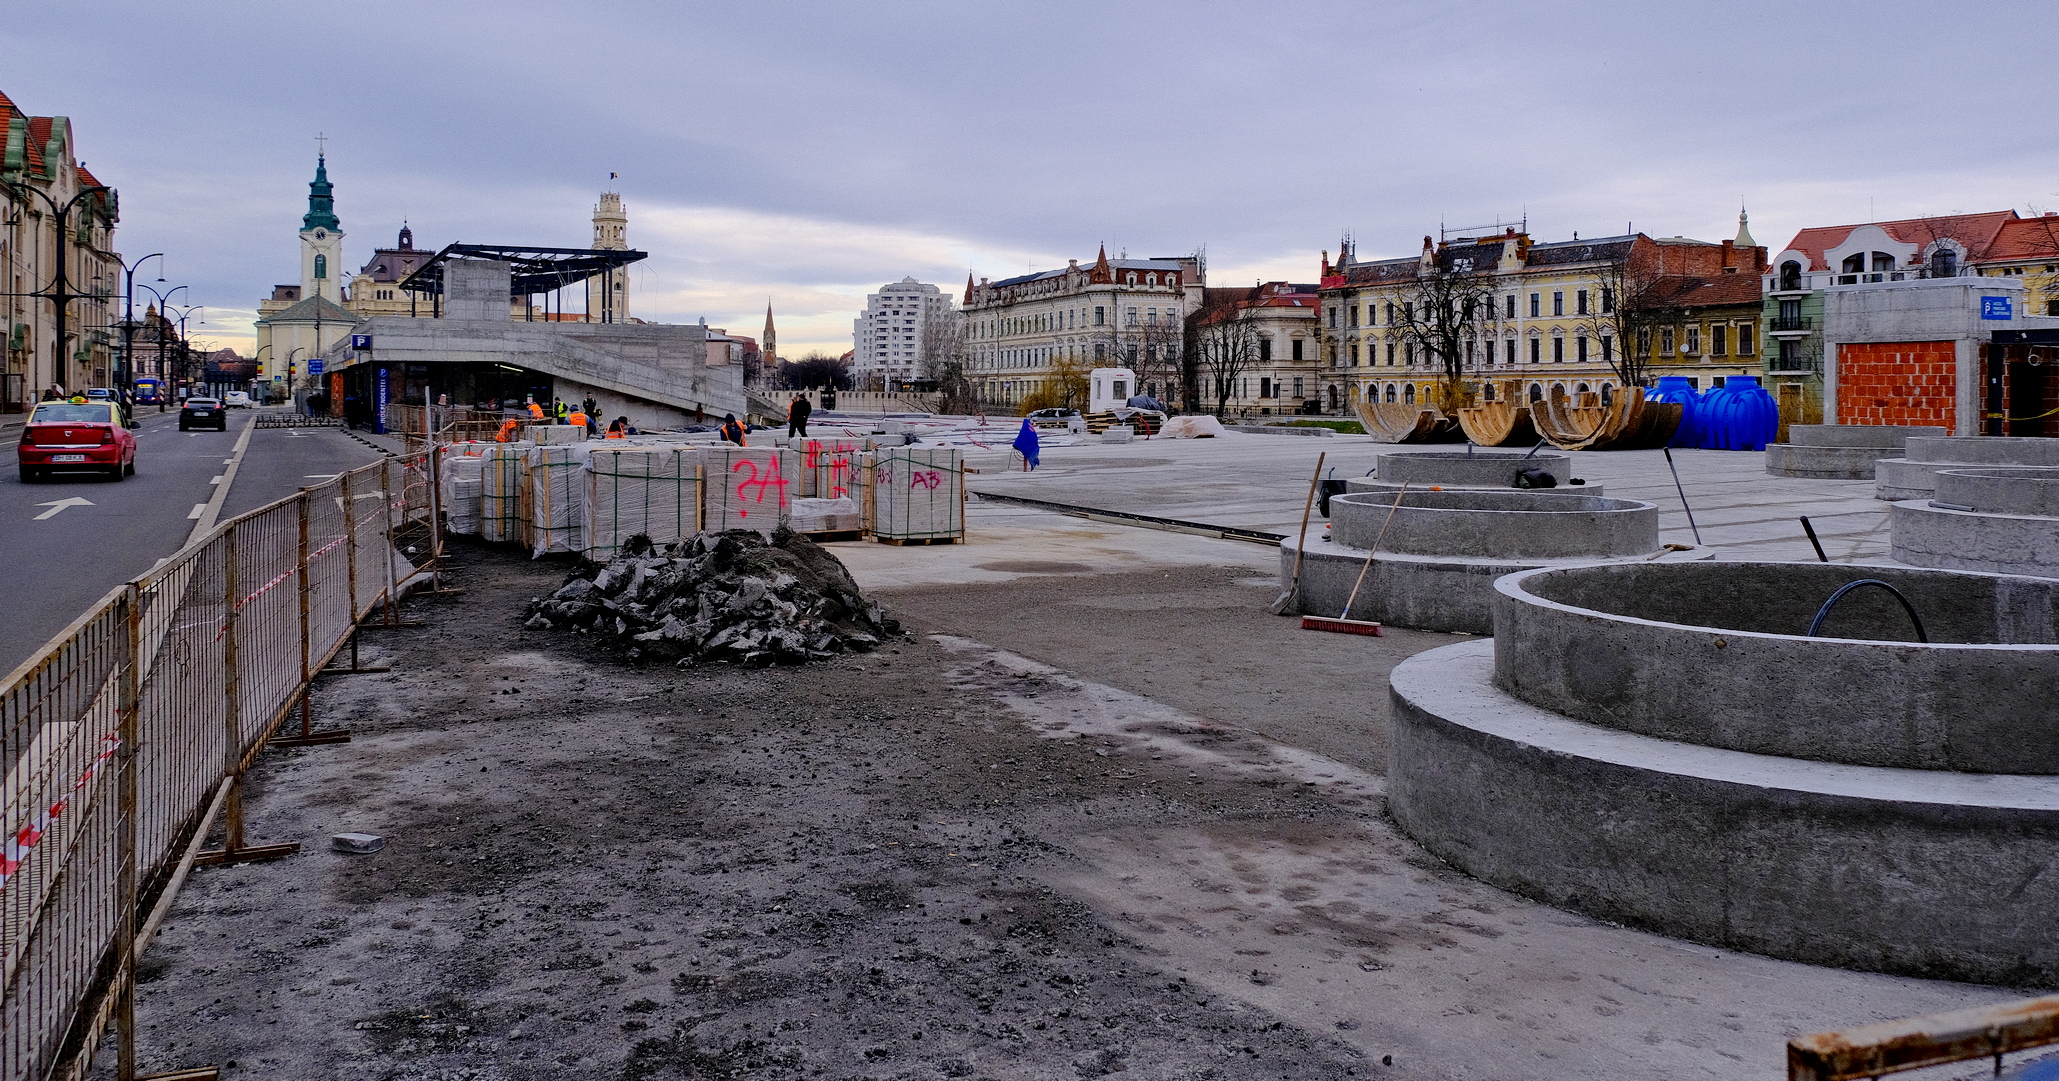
xmin=117 ymin=539 xmax=1376 ymax=1081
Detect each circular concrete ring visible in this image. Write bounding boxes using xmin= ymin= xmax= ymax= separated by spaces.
xmin=1890 ymin=500 xmax=2059 ymax=580
xmin=1375 ymin=449 xmax=1573 ymax=488
xmin=1331 ymin=490 xmax=1657 ymax=560
xmin=1389 ymin=639 xmax=2059 ymax=986
xmin=1490 ymin=561 xmax=2059 ymax=772
xmin=1785 ymin=424 xmax=1946 ymax=448
xmin=1903 ymin=436 xmax=2059 ymax=466
xmin=1935 ymin=466 xmax=2059 ymax=517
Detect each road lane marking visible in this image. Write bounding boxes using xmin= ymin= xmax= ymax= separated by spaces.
xmin=210 ymin=475 xmax=224 ymax=485
xmin=184 ymin=417 xmax=257 ymax=545
xmin=187 ymin=504 xmax=206 ymax=519
xmin=33 ymin=497 xmax=94 ymax=520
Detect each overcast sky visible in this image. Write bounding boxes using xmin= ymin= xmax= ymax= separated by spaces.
xmin=8 ymin=1 xmax=2056 ymax=357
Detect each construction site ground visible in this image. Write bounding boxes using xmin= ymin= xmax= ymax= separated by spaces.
xmin=123 ymin=432 xmax=2032 ymax=1080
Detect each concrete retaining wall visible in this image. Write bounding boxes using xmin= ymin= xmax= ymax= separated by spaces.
xmin=1330 ymin=490 xmax=1656 ymax=559
xmin=1766 ymin=424 xmax=1946 ymax=480
xmin=1490 ymin=563 xmax=2059 ymax=772
xmin=1389 ymin=640 xmax=2059 ymax=986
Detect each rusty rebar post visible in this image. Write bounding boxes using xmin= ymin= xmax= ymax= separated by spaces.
xmin=115 ymin=586 xmax=141 ymax=1080
xmin=220 ymin=525 xmax=244 ymax=853
xmin=295 ymin=492 xmax=311 ymax=738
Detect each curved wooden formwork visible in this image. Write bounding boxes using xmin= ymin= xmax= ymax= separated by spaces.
xmin=1353 ymin=401 xmax=1465 ymax=443
xmin=1533 ymin=388 xmax=1683 ymax=451
xmin=1454 ymin=384 xmax=1538 ymax=446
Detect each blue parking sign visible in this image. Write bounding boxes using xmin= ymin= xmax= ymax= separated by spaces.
xmin=351 ymin=334 xmax=374 ymax=349
xmin=1981 ymin=296 xmax=2013 ymax=320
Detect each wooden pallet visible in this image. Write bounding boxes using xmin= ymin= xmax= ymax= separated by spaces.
xmin=873 ymin=535 xmax=963 ymax=546
xmin=800 ymin=528 xmax=863 ymax=543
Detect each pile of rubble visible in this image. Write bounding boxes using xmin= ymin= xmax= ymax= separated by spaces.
xmin=523 ymin=528 xmax=901 ymax=665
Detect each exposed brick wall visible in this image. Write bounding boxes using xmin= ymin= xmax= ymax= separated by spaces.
xmin=1836 ymin=341 xmax=1956 ymax=428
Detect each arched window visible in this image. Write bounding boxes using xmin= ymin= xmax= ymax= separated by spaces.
xmin=1126 ymin=273 xmax=1138 ymax=286
xmin=1871 ymin=252 xmax=1894 ymax=273
xmin=1528 ymin=383 xmax=1544 ymax=402
xmin=1841 ymin=254 xmax=1866 ymax=275
xmin=1930 ymin=248 xmax=1958 ymax=278
xmin=314 ymin=254 xmax=327 ymax=280
xmin=1576 ymin=382 xmax=1590 ymax=394
xmin=1402 ymin=384 xmax=1416 ymax=404
xmin=1779 ymin=260 xmax=1802 ymax=291
xmin=1384 ymin=384 xmax=1397 ymax=402
xmin=1483 ymin=383 xmax=1497 ymax=402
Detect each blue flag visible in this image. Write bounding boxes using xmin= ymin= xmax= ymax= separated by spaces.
xmin=1012 ymin=418 xmax=1041 ymax=470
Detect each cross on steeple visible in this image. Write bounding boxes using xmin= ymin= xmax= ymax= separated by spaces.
xmin=316 ymin=132 xmax=327 ymax=156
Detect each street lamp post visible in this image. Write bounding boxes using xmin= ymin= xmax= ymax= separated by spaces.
xmin=137 ymin=282 xmax=186 ymax=399
xmin=0 ymin=175 xmax=113 ymax=390
xmin=165 ymin=303 xmax=202 ymax=396
xmin=117 ymin=253 xmax=165 ymax=393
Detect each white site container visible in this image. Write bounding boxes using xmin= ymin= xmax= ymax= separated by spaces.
xmin=1088 ymin=367 xmax=1138 ymax=415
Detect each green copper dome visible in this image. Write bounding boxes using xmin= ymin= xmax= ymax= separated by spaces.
xmin=302 ymin=154 xmax=339 ymax=232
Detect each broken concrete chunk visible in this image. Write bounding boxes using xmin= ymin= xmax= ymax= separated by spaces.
xmin=332 ymin=833 xmax=386 ymax=854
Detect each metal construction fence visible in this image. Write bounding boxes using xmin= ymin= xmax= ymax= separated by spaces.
xmin=1 ymin=449 xmax=436 ymax=1081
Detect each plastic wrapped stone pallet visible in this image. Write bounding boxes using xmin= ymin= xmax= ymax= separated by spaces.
xmin=523 ymin=444 xmax=590 ymax=556
xmin=480 ymin=443 xmax=527 ymax=543
xmin=439 ymin=445 xmax=489 ymax=535
xmin=869 ymin=447 xmax=964 ymax=542
xmin=525 ymin=424 xmax=584 ymax=445
xmin=700 ymin=445 xmax=798 ymax=535
xmin=799 ymin=438 xmax=865 ymax=499
xmin=583 ymin=446 xmax=705 ymax=560
xmin=791 ymin=496 xmax=861 ymax=534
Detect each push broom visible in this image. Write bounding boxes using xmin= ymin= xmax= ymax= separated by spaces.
xmin=1302 ymin=481 xmax=1409 ymax=636
xmin=1270 ymin=451 xmax=1326 ymax=615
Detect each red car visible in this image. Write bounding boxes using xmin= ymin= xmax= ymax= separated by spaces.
xmin=18 ymin=400 xmax=137 ymax=482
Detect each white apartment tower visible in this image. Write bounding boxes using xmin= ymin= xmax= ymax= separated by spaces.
xmin=852 ymin=277 xmax=956 ymax=387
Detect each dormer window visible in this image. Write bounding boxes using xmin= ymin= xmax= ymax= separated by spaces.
xmin=1930 ymin=248 xmax=1959 ymax=278
xmin=1779 ymin=260 xmax=1803 ymax=291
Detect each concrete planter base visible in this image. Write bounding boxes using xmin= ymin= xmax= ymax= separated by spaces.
xmin=1389 ymin=639 xmax=2059 ymax=986
xmin=1890 ymin=500 xmax=2059 ymax=578
xmin=1765 ymin=424 xmax=1945 ymax=480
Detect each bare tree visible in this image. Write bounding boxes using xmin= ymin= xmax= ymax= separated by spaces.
xmin=1390 ymin=248 xmax=1497 ymax=411
xmin=1189 ymin=290 xmax=1263 ymax=418
xmin=1576 ymin=254 xmax=1674 ymax=390
xmin=916 ymin=309 xmax=978 ymax=414
xmin=778 ymin=352 xmax=851 ymax=391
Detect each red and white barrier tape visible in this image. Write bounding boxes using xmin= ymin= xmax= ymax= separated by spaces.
xmin=1 ymin=733 xmax=121 ymax=888
xmin=212 ymin=534 xmax=348 ymax=641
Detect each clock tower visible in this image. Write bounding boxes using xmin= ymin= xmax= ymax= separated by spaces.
xmin=299 ymin=155 xmax=345 ymax=303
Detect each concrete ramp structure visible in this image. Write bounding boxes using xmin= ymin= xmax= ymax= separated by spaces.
xmin=320 ymin=251 xmax=751 ymax=432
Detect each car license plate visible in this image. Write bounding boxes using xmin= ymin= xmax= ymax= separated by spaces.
xmin=52 ymin=454 xmax=87 ymax=463
xmin=192 ymin=411 xmax=212 ymax=416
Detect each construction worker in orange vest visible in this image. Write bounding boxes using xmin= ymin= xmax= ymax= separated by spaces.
xmin=526 ymin=399 xmax=544 ymax=421
xmin=496 ymin=417 xmax=521 ymax=442
xmin=567 ymin=405 xmax=589 ymax=432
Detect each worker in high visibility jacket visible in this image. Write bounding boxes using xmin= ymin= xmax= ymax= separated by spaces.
xmin=605 ymin=417 xmax=628 ymax=439
xmin=567 ymin=407 xmax=589 ymax=432
xmin=555 ymin=400 xmax=570 ymax=425
xmin=496 ymin=418 xmax=521 ymax=442
xmin=526 ymin=400 xmax=544 ymax=420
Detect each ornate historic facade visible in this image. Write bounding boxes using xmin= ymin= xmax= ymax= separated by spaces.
xmin=962 ymin=246 xmax=1203 ymax=407
xmin=1 ymin=90 xmax=121 ymax=407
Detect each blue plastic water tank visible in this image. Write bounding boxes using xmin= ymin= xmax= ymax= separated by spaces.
xmin=1644 ymin=376 xmax=1703 ymax=448
xmin=1698 ymin=375 xmax=1779 ymax=450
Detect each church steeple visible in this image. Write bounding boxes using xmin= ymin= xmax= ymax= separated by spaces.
xmin=303 ymin=155 xmax=340 ymax=232
xmin=762 ymin=301 xmax=777 ymax=365
xmin=1734 ymin=206 xmax=1756 ymax=249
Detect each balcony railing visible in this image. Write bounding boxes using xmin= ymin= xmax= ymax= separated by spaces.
xmin=1770 ymin=315 xmax=1812 ymax=332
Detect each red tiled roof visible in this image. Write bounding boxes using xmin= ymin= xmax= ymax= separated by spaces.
xmin=1981 ymin=215 xmax=2059 ymax=264
xmin=76 ymin=166 xmax=101 ymax=188
xmin=1776 ymin=211 xmax=2019 ymax=270
xmin=26 ymin=115 xmax=52 ymax=175
xmin=1657 ymin=274 xmax=1762 ymax=309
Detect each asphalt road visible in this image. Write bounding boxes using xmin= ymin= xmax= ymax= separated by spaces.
xmin=0 ymin=408 xmax=385 ymax=677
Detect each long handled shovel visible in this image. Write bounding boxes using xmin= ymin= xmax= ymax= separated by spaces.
xmin=1302 ymin=482 xmax=1409 ymax=636
xmin=1271 ymin=451 xmax=1326 ymax=615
